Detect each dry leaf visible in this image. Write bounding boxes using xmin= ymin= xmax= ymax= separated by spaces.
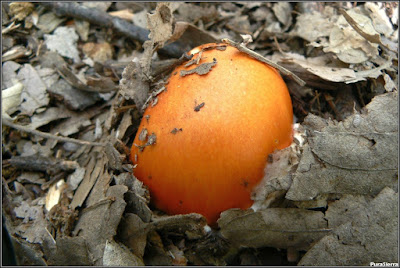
xmin=9 ymin=2 xmax=34 ymax=21
xmin=218 ymin=208 xmax=329 ymax=251
xmin=72 ymin=183 xmax=128 ymax=265
xmin=103 ymin=239 xmax=144 ymax=266
xmin=286 ymin=92 xmax=398 ymax=201
xmin=147 ymin=3 xmax=174 ymax=47
xmin=251 ymin=124 xmax=305 ymax=210
xmin=2 ymin=61 xmax=21 ymax=89
xmin=291 ymin=10 xmax=334 ymax=43
xmin=44 ymin=27 xmax=80 ymax=63
xmin=48 ymin=79 xmax=102 ymax=111
xmin=132 ymin=9 xmax=148 ymax=29
xmin=17 ymin=64 xmax=50 ymax=115
xmin=27 ymin=107 xmax=71 ymax=130
xmin=364 ymin=2 xmax=394 ymax=37
xmin=169 ymin=21 xmax=217 ymax=46
xmin=82 ymin=42 xmax=113 ymax=63
xmin=272 ymin=2 xmax=292 ymax=31
xmin=119 ymin=213 xmax=149 ymax=257
xmin=273 ymin=52 xmax=395 ymax=84
xmin=119 ymin=59 xmax=150 ymax=110
xmin=324 ymin=8 xmax=380 ymax=64
xmin=299 ymin=188 xmax=398 ymax=265
xmin=2 ymin=81 xmax=23 ymax=119
xmin=36 ymin=12 xmax=66 ymax=34
xmin=67 ymin=167 xmax=85 ymax=191
xmin=45 ymin=179 xmax=65 ymax=211
xmin=47 ymin=236 xmax=92 ymax=265
xmin=14 ymin=201 xmax=43 ymax=224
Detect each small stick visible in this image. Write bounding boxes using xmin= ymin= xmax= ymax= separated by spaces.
xmin=222 ymin=38 xmax=306 ymax=87
xmin=339 ymin=8 xmax=397 ymax=54
xmin=2 ymin=118 xmax=106 ymax=147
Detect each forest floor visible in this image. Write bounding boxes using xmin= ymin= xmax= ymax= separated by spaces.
xmin=2 ymin=2 xmax=398 ymax=266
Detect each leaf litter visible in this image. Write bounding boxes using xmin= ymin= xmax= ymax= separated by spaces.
xmin=2 ymin=2 xmax=398 ymax=266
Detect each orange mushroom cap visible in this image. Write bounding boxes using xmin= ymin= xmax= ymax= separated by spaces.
xmin=131 ymin=43 xmax=293 ymax=225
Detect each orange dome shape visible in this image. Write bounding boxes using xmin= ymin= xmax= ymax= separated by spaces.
xmin=131 ymin=43 xmax=293 ymax=225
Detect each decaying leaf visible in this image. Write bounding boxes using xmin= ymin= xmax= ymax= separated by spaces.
xmin=47 ymin=236 xmax=92 ymax=265
xmin=169 ymin=21 xmax=217 ymax=47
xmin=2 ymin=60 xmax=21 ymax=89
xmin=103 ymin=239 xmax=144 ymax=266
xmin=272 ymin=52 xmax=395 ymax=84
xmin=48 ymin=79 xmax=102 ymax=111
xmin=299 ymin=187 xmax=398 ymax=265
xmin=251 ymin=124 xmax=305 ymax=210
xmin=2 ymin=81 xmax=23 ymax=119
xmin=286 ymin=92 xmax=398 ymax=201
xmin=44 ymin=26 xmax=80 ymax=63
xmin=17 ymin=64 xmax=50 ymax=116
xmin=218 ymin=208 xmax=330 ymax=251
xmin=69 ymin=156 xmax=100 ymax=210
xmin=36 ymin=12 xmax=66 ymax=34
xmin=324 ymin=8 xmax=380 ymax=64
xmin=364 ymin=2 xmax=394 ymax=37
xmin=27 ymin=107 xmax=71 ymax=130
xmin=9 ymin=2 xmax=34 ymax=21
xmin=119 ymin=59 xmax=150 ymax=110
xmin=67 ymin=167 xmax=85 ymax=191
xmin=119 ymin=213 xmax=149 ymax=257
xmin=72 ymin=182 xmax=128 ymax=265
xmin=290 ymin=8 xmax=334 ymax=43
xmin=81 ymin=42 xmax=113 ymax=64
xmin=272 ymin=2 xmax=292 ymax=31
xmin=146 ymin=3 xmax=174 ymax=48
xmin=45 ymin=179 xmax=66 ymax=212
xmin=180 ymin=59 xmax=217 ymax=76
xmin=151 ymin=213 xmax=208 ymax=240
xmin=14 ymin=201 xmax=44 ymax=224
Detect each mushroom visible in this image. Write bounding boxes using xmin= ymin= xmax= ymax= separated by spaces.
xmin=131 ymin=43 xmax=293 ymax=225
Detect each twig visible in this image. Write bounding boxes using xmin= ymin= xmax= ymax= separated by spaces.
xmin=339 ymin=8 xmax=397 ymax=54
xmin=222 ymin=38 xmax=306 ymax=87
xmin=40 ymin=2 xmax=185 ymax=58
xmin=2 ymin=118 xmax=106 ymax=147
xmin=7 ymin=155 xmax=78 ymax=174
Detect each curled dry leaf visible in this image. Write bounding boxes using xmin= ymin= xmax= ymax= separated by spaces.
xmin=286 ymin=92 xmax=398 ymax=201
xmin=324 ymin=8 xmax=380 ymax=64
xmin=272 ymin=52 xmax=395 ymax=84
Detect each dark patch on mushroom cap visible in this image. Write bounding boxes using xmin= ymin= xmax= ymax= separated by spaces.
xmin=194 ymin=102 xmax=205 ymax=112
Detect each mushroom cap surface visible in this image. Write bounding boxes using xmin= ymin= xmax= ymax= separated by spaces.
xmin=131 ymin=43 xmax=293 ymax=224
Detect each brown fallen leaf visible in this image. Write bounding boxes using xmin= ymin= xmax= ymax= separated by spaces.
xmin=299 ymin=187 xmax=398 ymax=265
xmin=218 ymin=208 xmax=330 ymax=251
xmin=286 ymin=92 xmax=398 ymax=201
